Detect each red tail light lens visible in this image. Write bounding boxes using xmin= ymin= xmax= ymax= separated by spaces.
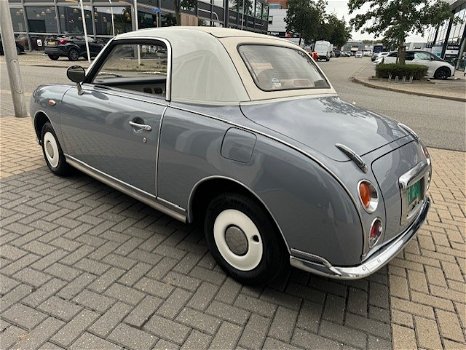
xmin=370 ymin=219 xmax=383 ymax=247
xmin=59 ymin=39 xmax=68 ymax=45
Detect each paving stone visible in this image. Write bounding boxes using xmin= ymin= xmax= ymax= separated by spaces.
xmin=292 ymin=328 xmax=342 ymax=350
xmin=260 ymin=288 xmax=302 ymax=311
xmin=0 ymin=325 xmax=28 ymax=349
xmin=154 ymin=338 xmax=180 ymax=350
xmin=59 ymin=245 xmax=94 ymax=265
xmin=367 ymin=335 xmax=392 ymax=350
xmin=344 ymin=313 xmax=391 ymax=340
xmin=22 ymin=240 xmax=56 ymax=256
xmin=0 ymin=244 xmax=27 ymax=260
xmin=13 ymin=317 xmax=65 ymax=350
xmin=44 ymin=262 xmax=82 ymax=282
xmin=347 ymin=287 xmax=368 ymax=316
xmin=23 ymin=278 xmax=67 ymax=308
xmin=209 ymin=321 xmax=242 ymax=350
xmin=144 ymin=314 xmax=190 ymax=345
xmin=369 ymin=282 xmax=389 ymax=309
xmin=51 ymin=309 xmax=100 ymax=347
xmin=389 ymin=274 xmax=410 ymax=300
xmin=322 ymin=294 xmax=346 ymax=324
xmin=87 ymin=267 xmax=126 ymax=293
xmin=436 ymin=309 xmax=465 ymax=343
xmin=38 ymin=296 xmax=82 ymax=321
xmin=104 ymin=283 xmax=145 ymax=306
xmin=157 ymin=288 xmax=192 ymax=319
xmin=57 ymin=272 xmax=96 ymax=300
xmin=206 ymin=300 xmax=250 ymax=325
xmin=391 ymin=297 xmax=435 ymax=319
xmin=31 ymin=249 xmax=69 ymax=271
xmin=180 ymin=329 xmax=212 ymax=350
xmin=2 ymin=303 xmax=47 ymax=330
xmin=1 ymin=253 xmax=40 ymax=276
xmin=410 ymin=290 xmax=455 ymax=311
xmin=75 ymin=258 xmax=111 ymax=275
xmin=368 ymin=306 xmax=390 ymax=323
xmin=173 ymin=252 xmax=204 ymax=274
xmin=70 ymin=332 xmax=121 ymax=349
xmin=125 ymin=295 xmax=163 ymax=328
xmin=238 ymin=313 xmax=270 ymax=349
xmin=319 ymin=320 xmax=367 ymax=349
xmin=0 ymin=274 xmax=19 ymax=294
xmin=407 ymin=269 xmax=429 ymax=294
xmin=189 ymin=266 xmax=226 ymax=286
xmin=108 ymin=323 xmax=157 ymax=349
xmin=296 ymin=300 xmax=322 ymax=333
xmin=118 ymin=262 xmax=152 ymax=286
xmin=74 ymin=289 xmax=116 ymax=313
xmin=187 ymin=281 xmax=218 ymax=311
xmin=215 ymin=277 xmax=242 ymax=305
xmin=134 ymin=276 xmax=174 ymax=298
xmin=164 ymin=271 xmax=201 ymax=292
xmin=269 ymin=306 xmax=298 ymax=342
xmin=176 ymin=307 xmax=221 ymax=335
xmin=286 ymin=283 xmax=326 ymax=304
xmin=102 ymin=253 xmax=137 ymax=270
xmin=0 ymin=284 xmax=34 ymax=313
xmin=89 ymin=302 xmax=133 ymax=337
xmin=234 ymin=293 xmax=277 ymax=318
xmin=414 ymin=316 xmax=443 ymax=350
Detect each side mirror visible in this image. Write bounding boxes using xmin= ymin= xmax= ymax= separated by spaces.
xmin=67 ymin=65 xmax=85 ymax=83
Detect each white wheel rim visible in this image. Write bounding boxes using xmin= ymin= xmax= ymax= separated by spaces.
xmin=213 ymin=209 xmax=263 ymax=271
xmin=43 ymin=132 xmax=59 ymax=168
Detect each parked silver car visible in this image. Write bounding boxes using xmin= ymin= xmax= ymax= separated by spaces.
xmin=31 ymin=27 xmax=431 ymax=284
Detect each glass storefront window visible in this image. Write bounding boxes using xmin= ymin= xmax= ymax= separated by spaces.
xmin=10 ymin=8 xmax=27 ymax=32
xmin=94 ymin=6 xmax=132 ymax=35
xmin=181 ymin=0 xmax=196 ymax=13
xmin=25 ymin=6 xmax=57 ymax=33
xmin=58 ymin=6 xmax=93 ymax=35
xmin=138 ymin=11 xmax=159 ymax=29
xmin=161 ymin=12 xmax=177 ymax=27
xmin=255 ymin=1 xmax=262 ymax=19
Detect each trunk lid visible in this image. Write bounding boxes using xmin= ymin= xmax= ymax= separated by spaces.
xmin=240 ymin=96 xmax=407 ymax=161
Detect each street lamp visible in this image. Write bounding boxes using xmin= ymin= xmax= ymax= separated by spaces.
xmin=108 ymin=0 xmax=115 ymax=36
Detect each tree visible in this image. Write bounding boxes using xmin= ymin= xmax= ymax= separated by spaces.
xmin=348 ymin=0 xmax=452 ymax=64
xmin=285 ymin=0 xmax=327 ymax=46
xmin=324 ymin=14 xmax=352 ymax=48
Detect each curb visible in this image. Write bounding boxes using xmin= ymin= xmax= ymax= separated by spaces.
xmin=351 ymin=77 xmax=466 ymax=103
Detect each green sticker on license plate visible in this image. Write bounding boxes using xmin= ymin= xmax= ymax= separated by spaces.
xmin=407 ymin=180 xmax=422 ymax=205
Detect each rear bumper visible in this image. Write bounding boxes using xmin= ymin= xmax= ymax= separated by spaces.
xmin=45 ymin=47 xmax=67 ymax=56
xmin=290 ymin=196 xmax=430 ymax=279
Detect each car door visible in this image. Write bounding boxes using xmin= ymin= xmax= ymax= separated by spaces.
xmin=413 ymin=52 xmax=435 ymax=76
xmin=60 ymin=40 xmax=169 ymax=196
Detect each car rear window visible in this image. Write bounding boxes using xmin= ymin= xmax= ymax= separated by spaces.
xmin=238 ymin=45 xmax=330 ymax=92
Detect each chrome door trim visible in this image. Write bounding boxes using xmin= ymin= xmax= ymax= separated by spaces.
xmin=155 ymin=106 xmax=168 ymax=198
xmin=65 ymin=155 xmax=186 ymax=222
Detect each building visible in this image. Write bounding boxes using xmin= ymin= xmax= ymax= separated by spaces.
xmin=6 ymin=0 xmax=270 ymax=51
xmin=426 ymin=0 xmax=466 ymax=70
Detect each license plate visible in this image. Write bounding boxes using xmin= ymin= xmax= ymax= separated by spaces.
xmin=47 ymin=41 xmax=57 ymax=47
xmin=407 ymin=180 xmax=422 ymax=207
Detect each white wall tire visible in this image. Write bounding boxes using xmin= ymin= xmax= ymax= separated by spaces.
xmin=213 ymin=209 xmax=263 ymax=271
xmin=205 ymin=193 xmax=288 ymax=285
xmin=41 ymin=122 xmax=70 ymax=176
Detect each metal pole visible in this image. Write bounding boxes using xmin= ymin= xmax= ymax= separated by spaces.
xmin=134 ymin=0 xmax=139 ymax=30
xmin=109 ymin=0 xmax=115 ymax=36
xmin=241 ymin=0 xmax=244 ymax=30
xmin=79 ymin=0 xmax=91 ymax=63
xmin=0 ymin=0 xmax=27 ymax=117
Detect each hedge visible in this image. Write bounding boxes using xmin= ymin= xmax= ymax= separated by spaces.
xmin=376 ymin=64 xmax=428 ymax=80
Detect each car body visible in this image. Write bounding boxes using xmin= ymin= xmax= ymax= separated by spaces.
xmin=314 ymin=40 xmax=333 ymax=61
xmin=382 ymin=50 xmax=455 ymax=79
xmin=44 ymin=35 xmax=104 ymax=61
xmin=373 ymin=52 xmax=389 ymax=64
xmin=30 ymin=27 xmax=431 ymax=284
xmin=0 ymin=34 xmax=25 ymax=55
xmin=333 ymin=49 xmax=341 ymax=57
xmin=355 ymin=51 xmax=363 ymax=58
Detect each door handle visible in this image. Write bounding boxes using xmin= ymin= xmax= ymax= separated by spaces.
xmin=129 ymin=121 xmax=152 ymax=131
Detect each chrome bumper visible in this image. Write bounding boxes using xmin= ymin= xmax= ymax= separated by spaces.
xmin=290 ymin=197 xmax=430 ymax=280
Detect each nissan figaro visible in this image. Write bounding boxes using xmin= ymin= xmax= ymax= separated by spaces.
xmin=30 ymin=27 xmax=431 ymax=284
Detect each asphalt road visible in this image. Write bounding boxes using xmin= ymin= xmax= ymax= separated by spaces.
xmin=1 ymin=54 xmax=464 ymax=151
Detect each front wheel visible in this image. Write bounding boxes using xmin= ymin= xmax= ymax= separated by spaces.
xmin=434 ymin=67 xmax=450 ymax=80
xmin=68 ymin=48 xmax=79 ymax=61
xmin=48 ymin=54 xmax=59 ymax=60
xmin=41 ymin=122 xmax=71 ymax=176
xmin=204 ymin=193 xmax=288 ymax=285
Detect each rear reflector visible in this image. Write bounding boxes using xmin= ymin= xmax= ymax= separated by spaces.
xmin=370 ymin=219 xmax=383 ymax=247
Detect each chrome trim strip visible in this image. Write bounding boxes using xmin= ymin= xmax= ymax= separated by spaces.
xmin=398 ymin=123 xmax=419 ymax=142
xmin=65 ymin=155 xmax=186 ymax=222
xmin=335 ymin=143 xmax=368 ymax=173
xmin=170 ymin=104 xmax=364 ymax=237
xmin=290 ymin=197 xmax=430 ymax=280
xmin=155 ymin=105 xmax=168 ymax=198
xmin=399 ymin=160 xmax=429 ymax=190
xmin=188 ymin=175 xmax=291 ymax=254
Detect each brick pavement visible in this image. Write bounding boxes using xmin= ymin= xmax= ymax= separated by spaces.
xmin=0 ymin=116 xmax=464 ymax=350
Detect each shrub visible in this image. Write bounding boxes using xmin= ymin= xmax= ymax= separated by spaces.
xmin=376 ymin=64 xmax=428 ymax=80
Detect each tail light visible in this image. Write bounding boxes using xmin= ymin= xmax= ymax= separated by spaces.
xmin=358 ymin=180 xmax=379 ymax=213
xmin=59 ymin=39 xmax=68 ymax=45
xmin=369 ymin=218 xmax=383 ymax=247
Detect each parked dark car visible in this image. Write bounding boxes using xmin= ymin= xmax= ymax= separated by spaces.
xmin=333 ymin=49 xmax=341 ymax=57
xmin=0 ymin=35 xmax=25 ymax=55
xmin=44 ymin=35 xmax=104 ymax=61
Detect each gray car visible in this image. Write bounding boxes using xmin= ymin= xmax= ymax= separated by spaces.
xmin=30 ymin=27 xmax=431 ymax=285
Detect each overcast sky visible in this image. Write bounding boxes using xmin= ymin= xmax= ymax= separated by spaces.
xmin=326 ymin=0 xmax=428 ymax=42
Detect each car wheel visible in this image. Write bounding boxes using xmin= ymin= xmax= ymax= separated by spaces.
xmin=16 ymin=46 xmax=20 ymax=55
xmin=68 ymin=49 xmax=79 ymax=61
xmin=48 ymin=54 xmax=59 ymax=60
xmin=434 ymin=67 xmax=449 ymax=80
xmin=41 ymin=122 xmax=70 ymax=176
xmin=204 ymin=193 xmax=288 ymax=285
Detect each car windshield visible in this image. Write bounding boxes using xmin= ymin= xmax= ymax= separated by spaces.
xmin=238 ymin=45 xmax=330 ymax=91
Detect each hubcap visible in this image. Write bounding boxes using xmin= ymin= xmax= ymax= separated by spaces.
xmin=225 ymin=225 xmax=248 ymax=256
xmin=213 ymin=209 xmax=263 ymax=271
xmin=43 ymin=132 xmax=59 ymax=168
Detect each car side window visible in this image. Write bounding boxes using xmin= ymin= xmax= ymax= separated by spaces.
xmin=414 ymin=52 xmax=431 ymax=61
xmin=388 ymin=52 xmax=397 ymax=57
xmin=405 ymin=52 xmax=415 ymax=61
xmin=92 ymin=42 xmax=168 ymax=98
